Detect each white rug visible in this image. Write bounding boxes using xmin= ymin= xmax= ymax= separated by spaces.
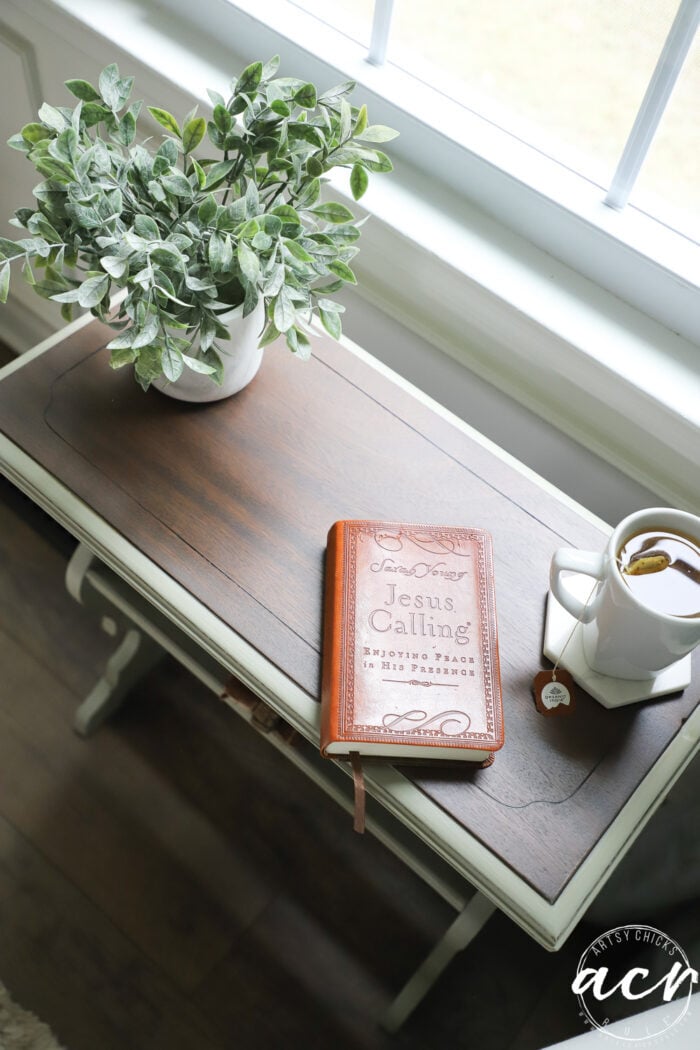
xmin=0 ymin=983 xmax=64 ymax=1050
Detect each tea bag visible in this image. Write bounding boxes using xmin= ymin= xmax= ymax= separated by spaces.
xmin=533 ymin=668 xmax=576 ymax=716
xmin=533 ymin=580 xmax=599 ymax=716
xmin=623 ymin=551 xmax=670 ymax=576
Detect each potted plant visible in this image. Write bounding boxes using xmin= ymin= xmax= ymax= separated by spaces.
xmin=0 ymin=58 xmax=397 ymax=397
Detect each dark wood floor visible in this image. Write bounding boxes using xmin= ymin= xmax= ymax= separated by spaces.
xmin=0 ymin=341 xmax=697 ymax=1050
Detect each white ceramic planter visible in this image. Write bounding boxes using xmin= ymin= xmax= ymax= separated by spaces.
xmin=153 ymin=300 xmax=265 ymax=403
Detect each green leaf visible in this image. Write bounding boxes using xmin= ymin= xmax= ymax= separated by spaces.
xmin=244 ymin=179 xmax=259 ymax=217
xmin=237 ymin=61 xmax=263 ymax=96
xmin=293 ymin=83 xmax=317 ymax=109
xmin=81 ymin=102 xmax=111 ymax=127
xmin=48 ymin=127 xmax=77 ymax=164
xmin=318 ymin=80 xmax=356 ymax=104
xmin=161 ymin=343 xmax=184 ymax=382
xmin=185 ymin=274 xmax=216 ymax=292
xmin=37 ymin=103 xmax=68 ymax=133
xmin=295 ymin=177 xmax=321 ymax=209
xmin=156 ymin=138 xmax=179 ymax=166
xmin=189 ymin=156 xmax=207 ymax=190
xmin=134 ymin=344 xmax=164 ymax=383
xmin=354 ymin=104 xmax=368 ymax=136
xmin=50 ymin=287 xmax=82 ymax=304
xmin=131 ymin=312 xmax=161 ymax=348
xmin=310 ymin=202 xmax=355 ymax=224
xmin=288 ymin=122 xmax=325 ymax=148
xmin=0 ymin=263 xmax=9 ymax=304
xmin=113 ymin=110 xmax=136 ymax=146
xmin=16 ymin=236 xmax=51 ymax=258
xmin=305 ymin=156 xmax=324 ymax=178
xmin=21 ymin=258 xmax=35 ymax=286
xmin=258 ymin=320 xmax=281 ymax=348
xmin=98 ymin=63 xmax=120 ymax=104
xmin=77 ymin=273 xmax=110 ymax=308
xmin=273 ymin=288 xmax=295 ymax=332
xmin=6 ymin=134 xmax=30 ymax=153
xmin=207 ymin=88 xmax=226 ymax=109
xmin=133 ymin=264 xmax=154 ymax=290
xmin=328 ymin=259 xmax=357 ymax=284
xmin=148 ymin=180 xmax=166 ymax=202
xmin=65 ymin=78 xmax=101 ymax=102
xmin=213 ymin=104 xmax=233 ymax=134
xmin=270 ymin=99 xmax=290 ymax=117
xmin=263 ymin=263 xmax=285 ymax=297
xmin=286 ymin=326 xmax=311 ymax=359
xmin=204 ymin=158 xmax=235 ymax=190
xmin=283 ymin=238 xmax=313 ymax=263
xmin=161 ymin=173 xmax=193 ymax=198
xmin=261 ymin=214 xmax=283 ymax=237
xmin=356 ymin=124 xmax=399 ymax=143
xmin=107 ymin=328 xmax=137 ymax=351
xmin=64 ymin=202 xmax=103 ymax=229
xmin=208 ymin=231 xmax=231 ymax=272
xmin=243 ymin=282 xmax=259 ymax=317
xmin=182 ymin=116 xmax=206 ymax=154
xmin=329 ymin=223 xmax=361 ymax=244
xmin=199 ymin=346 xmax=224 ymax=384
xmin=182 ymin=354 xmax=216 ymax=375
xmin=99 ymin=64 xmax=132 ymax=111
xmin=349 ymin=163 xmax=368 ymax=201
xmin=151 ymin=243 xmax=185 ymax=270
xmin=251 ymin=231 xmax=272 ymax=251
xmin=339 ymin=99 xmax=352 ymax=143
xmin=238 ymin=239 xmax=260 ymax=283
xmin=359 ymin=149 xmax=393 ymax=173
xmin=20 ymin=122 xmax=51 ymax=145
xmin=198 ymin=194 xmax=218 ymax=225
xmin=109 ymin=345 xmax=138 ymax=369
xmin=319 ymin=306 xmax=342 ymax=340
xmin=0 ymin=236 xmax=23 ymax=259
xmin=239 ymin=218 xmax=260 ymax=241
xmin=305 ymin=234 xmax=336 ymax=258
xmin=310 ymin=279 xmax=344 ymax=295
xmin=134 ymin=215 xmax=160 ymax=239
xmin=271 ymin=204 xmax=301 ymax=225
xmin=262 ymin=56 xmax=281 ymax=80
xmin=148 ymin=106 xmax=182 ymax=136
xmin=101 ymin=255 xmax=128 ymax=279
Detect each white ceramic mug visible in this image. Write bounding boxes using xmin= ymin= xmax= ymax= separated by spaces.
xmin=550 ymin=507 xmax=700 ymax=680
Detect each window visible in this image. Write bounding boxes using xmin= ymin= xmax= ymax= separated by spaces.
xmin=275 ymin=0 xmax=700 ymax=343
xmin=24 ymin=0 xmax=700 ymax=509
xmin=297 ymin=1 xmax=699 ymax=239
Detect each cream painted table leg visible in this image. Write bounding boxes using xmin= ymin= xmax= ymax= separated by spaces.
xmin=65 ymin=543 xmax=164 ymax=736
xmin=381 ymin=891 xmax=497 ymax=1033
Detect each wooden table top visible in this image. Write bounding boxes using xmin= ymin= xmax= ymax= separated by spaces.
xmin=0 ymin=319 xmax=697 ymax=910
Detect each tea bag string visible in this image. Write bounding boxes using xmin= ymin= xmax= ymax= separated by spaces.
xmin=551 ymin=580 xmax=599 ymax=681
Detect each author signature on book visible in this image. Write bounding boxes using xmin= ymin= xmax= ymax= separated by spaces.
xmin=369 ymin=557 xmax=469 ymax=582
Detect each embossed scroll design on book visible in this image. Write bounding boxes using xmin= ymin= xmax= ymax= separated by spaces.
xmin=321 ymin=520 xmax=504 ymax=765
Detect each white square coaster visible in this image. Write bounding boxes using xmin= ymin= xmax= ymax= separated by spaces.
xmin=543 ymin=575 xmax=691 ymax=708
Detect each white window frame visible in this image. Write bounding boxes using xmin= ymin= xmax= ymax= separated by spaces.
xmin=8 ymin=0 xmax=700 ymax=512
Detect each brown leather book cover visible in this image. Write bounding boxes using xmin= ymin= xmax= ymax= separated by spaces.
xmin=321 ymin=520 xmax=504 ymax=764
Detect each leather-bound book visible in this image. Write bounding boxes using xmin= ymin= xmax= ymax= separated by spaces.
xmin=321 ymin=520 xmax=504 ymax=767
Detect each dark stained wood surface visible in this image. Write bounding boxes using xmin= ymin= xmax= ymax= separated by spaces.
xmin=0 ymin=321 xmax=697 ymax=904
xmin=1 ymin=484 xmax=622 ymax=1050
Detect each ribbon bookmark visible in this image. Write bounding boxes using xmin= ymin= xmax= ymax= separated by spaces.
xmin=349 ymin=751 xmax=366 ymax=834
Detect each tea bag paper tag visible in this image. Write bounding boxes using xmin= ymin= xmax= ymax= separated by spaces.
xmin=533 ymin=669 xmax=576 ymax=716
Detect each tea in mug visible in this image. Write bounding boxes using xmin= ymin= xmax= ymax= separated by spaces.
xmin=618 ymin=528 xmax=700 ymax=618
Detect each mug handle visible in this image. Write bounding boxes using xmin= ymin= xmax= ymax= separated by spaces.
xmin=550 ymin=548 xmax=606 ymax=622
